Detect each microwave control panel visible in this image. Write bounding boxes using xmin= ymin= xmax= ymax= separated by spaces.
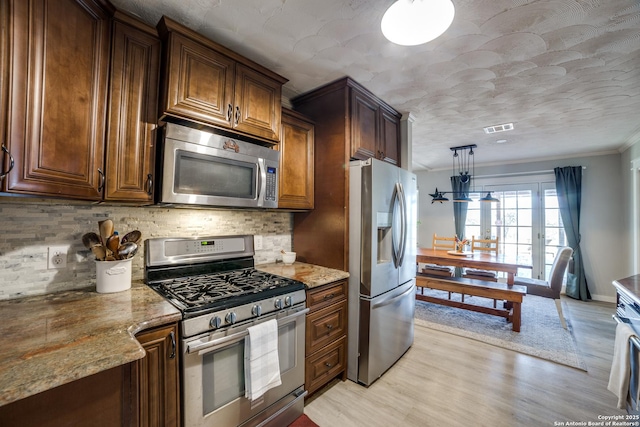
xmin=266 ymin=166 xmax=277 ymax=201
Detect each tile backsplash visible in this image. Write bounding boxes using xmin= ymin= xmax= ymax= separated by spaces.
xmin=0 ymin=200 xmax=293 ymax=300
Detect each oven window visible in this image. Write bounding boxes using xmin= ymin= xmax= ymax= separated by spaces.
xmin=278 ymin=321 xmax=296 ymax=373
xmin=202 ymin=340 xmax=245 ymax=415
xmin=175 ymin=150 xmax=257 ymax=199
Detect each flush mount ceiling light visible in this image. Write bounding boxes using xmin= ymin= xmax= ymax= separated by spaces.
xmin=381 ymin=0 xmax=455 ymax=46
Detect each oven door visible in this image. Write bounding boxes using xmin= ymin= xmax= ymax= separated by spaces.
xmin=182 ymin=305 xmax=308 ymax=427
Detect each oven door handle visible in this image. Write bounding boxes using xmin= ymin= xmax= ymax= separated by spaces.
xmin=613 ymin=315 xmax=640 ymax=348
xmin=187 ymin=307 xmax=309 ymax=354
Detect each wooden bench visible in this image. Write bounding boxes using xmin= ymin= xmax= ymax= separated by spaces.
xmin=415 ymin=274 xmax=527 ymax=332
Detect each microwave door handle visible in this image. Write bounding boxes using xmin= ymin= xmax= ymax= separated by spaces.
xmin=257 ymin=158 xmax=266 ymax=206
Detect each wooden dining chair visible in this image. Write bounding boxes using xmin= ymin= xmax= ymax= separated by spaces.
xmin=463 ymin=236 xmax=500 ymax=282
xmin=462 ymin=236 xmax=499 ymax=306
xmin=418 ymin=234 xmax=456 ymax=297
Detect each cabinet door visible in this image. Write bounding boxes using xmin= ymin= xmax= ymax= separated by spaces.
xmin=136 ymin=323 xmax=180 ymax=427
xmin=350 ymin=88 xmax=379 ymax=161
xmin=379 ymin=107 xmax=400 ymax=165
xmin=0 ymin=0 xmax=8 ymax=184
xmin=233 ymin=63 xmax=282 ymax=142
xmin=105 ymin=16 xmax=160 ymax=201
xmin=5 ymin=0 xmax=111 ymax=199
xmin=162 ymin=32 xmax=235 ymax=128
xmin=278 ymin=109 xmax=314 ymax=209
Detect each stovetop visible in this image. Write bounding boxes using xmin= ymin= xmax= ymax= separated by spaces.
xmin=148 ymin=267 xmax=305 ymax=317
xmin=144 ymin=235 xmax=306 ymax=322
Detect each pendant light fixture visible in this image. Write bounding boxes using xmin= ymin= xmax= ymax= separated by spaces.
xmin=429 ymin=144 xmax=499 ymax=204
xmin=381 ymin=0 xmax=456 ymax=46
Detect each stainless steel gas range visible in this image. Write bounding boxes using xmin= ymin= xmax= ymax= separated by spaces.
xmin=144 ymin=235 xmax=308 ymax=427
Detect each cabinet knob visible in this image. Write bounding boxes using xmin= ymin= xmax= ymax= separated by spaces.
xmin=235 ymin=106 xmax=240 ymax=125
xmin=168 ymin=330 xmax=176 ymax=359
xmin=227 ymin=104 xmax=233 ymax=121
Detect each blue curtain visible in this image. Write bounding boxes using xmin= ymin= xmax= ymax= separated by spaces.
xmin=554 ymin=166 xmax=591 ymax=301
xmin=451 ymin=175 xmax=470 ymax=276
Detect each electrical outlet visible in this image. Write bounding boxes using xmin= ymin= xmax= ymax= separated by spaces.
xmin=48 ymin=246 xmax=68 ymax=269
xmin=254 ymin=235 xmax=263 ymax=250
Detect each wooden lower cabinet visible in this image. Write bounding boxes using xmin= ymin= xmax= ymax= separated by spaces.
xmin=0 ymin=365 xmax=137 ymax=427
xmin=135 ymin=323 xmax=180 ymax=427
xmin=305 ymin=280 xmax=348 ymax=396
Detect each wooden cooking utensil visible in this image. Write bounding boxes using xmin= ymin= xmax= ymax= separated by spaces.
xmin=82 ymin=232 xmax=102 ymax=249
xmin=98 ymin=219 xmax=114 ymax=245
xmin=106 ymin=232 xmax=120 ymax=257
xmin=120 ymin=230 xmax=142 ymax=245
xmin=91 ymin=245 xmax=107 ymax=261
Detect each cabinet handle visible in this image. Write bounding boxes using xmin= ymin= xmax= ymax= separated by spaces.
xmin=227 ymin=104 xmax=233 ymax=121
xmin=323 ymin=293 xmax=334 ymax=300
xmin=97 ymin=168 xmax=105 ymax=192
xmin=1 ymin=145 xmax=14 ymax=181
xmin=146 ymin=173 xmax=153 ymax=195
xmin=235 ymin=106 xmax=240 ymax=125
xmin=169 ymin=330 xmax=176 ymax=359
xmin=324 ymin=362 xmax=332 ymax=368
xmin=326 ymin=324 xmax=334 ymax=330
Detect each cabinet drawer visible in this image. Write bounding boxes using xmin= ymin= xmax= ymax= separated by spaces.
xmin=305 ymin=336 xmax=346 ymax=396
xmin=307 ymin=280 xmax=347 ymax=312
xmin=306 ymin=300 xmax=347 ymax=355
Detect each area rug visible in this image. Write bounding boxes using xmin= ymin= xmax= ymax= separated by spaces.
xmin=288 ymin=413 xmax=320 ymax=427
xmin=414 ymin=289 xmax=587 ymax=371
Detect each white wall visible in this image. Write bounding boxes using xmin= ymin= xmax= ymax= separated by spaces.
xmin=416 ymin=153 xmax=625 ymax=302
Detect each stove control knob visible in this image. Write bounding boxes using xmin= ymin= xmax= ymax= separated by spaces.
xmin=210 ymin=316 xmax=222 ymax=329
xmin=284 ymin=296 xmax=293 ymax=307
xmin=225 ymin=312 xmax=237 ymax=324
xmin=274 ymin=299 xmax=283 ymax=309
xmin=252 ymin=305 xmax=262 ymax=317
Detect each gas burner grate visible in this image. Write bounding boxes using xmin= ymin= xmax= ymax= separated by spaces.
xmin=154 ymin=268 xmax=302 ymax=310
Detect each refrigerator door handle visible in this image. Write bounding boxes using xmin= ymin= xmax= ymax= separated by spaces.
xmin=391 ymin=182 xmax=401 ymax=268
xmin=370 ymin=282 xmax=415 ymax=309
xmin=397 ymin=182 xmax=408 ymax=267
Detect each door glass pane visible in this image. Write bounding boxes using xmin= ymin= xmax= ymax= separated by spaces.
xmin=489 ymin=189 xmax=534 ymax=278
xmin=278 ymin=321 xmax=296 ymax=373
xmin=543 ymin=187 xmax=568 ymax=280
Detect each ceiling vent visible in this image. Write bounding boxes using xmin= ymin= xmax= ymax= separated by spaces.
xmin=483 ymin=123 xmax=514 ymax=134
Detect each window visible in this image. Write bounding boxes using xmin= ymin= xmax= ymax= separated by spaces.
xmin=464 ymin=180 xmax=567 ymax=281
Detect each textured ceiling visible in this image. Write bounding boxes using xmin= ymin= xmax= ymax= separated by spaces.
xmin=110 ymin=0 xmax=640 ymax=171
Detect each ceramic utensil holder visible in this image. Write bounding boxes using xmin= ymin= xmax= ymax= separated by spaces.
xmin=95 ymin=258 xmax=132 ymax=293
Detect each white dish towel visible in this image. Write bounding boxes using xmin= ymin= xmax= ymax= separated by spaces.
xmin=608 ymin=321 xmax=638 ymax=409
xmin=245 ymin=319 xmax=281 ymax=401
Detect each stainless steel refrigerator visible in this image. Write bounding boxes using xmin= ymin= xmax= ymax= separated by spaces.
xmin=347 ymin=158 xmax=417 ymax=386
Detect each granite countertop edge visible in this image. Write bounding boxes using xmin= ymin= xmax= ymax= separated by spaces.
xmin=0 ymin=282 xmax=181 ymax=407
xmin=255 ymin=261 xmax=349 ymax=289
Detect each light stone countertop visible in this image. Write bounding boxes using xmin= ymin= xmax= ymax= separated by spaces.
xmin=256 ymin=261 xmax=349 ymax=289
xmin=0 ymin=282 xmax=181 ymax=407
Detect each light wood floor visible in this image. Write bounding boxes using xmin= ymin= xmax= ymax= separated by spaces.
xmin=304 ymin=297 xmax=625 ymax=426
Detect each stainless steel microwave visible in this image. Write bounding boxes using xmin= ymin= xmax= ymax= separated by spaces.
xmin=155 ymin=123 xmax=279 ymax=209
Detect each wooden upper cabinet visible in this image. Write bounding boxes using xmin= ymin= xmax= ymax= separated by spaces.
xmin=160 ymin=31 xmax=235 ymax=128
xmin=105 ymin=12 xmax=161 ymax=202
xmin=350 ymin=89 xmax=379 ymax=161
xmin=157 ymin=16 xmax=286 ymax=144
xmin=4 ymin=0 xmax=113 ymax=199
xmin=233 ymin=64 xmax=282 ymax=142
xmin=350 ymin=84 xmax=400 ymax=166
xmin=379 ymin=105 xmax=400 ymax=166
xmin=278 ymin=109 xmax=314 ymax=210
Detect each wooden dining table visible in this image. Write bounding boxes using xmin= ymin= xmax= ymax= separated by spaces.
xmin=416 ymin=247 xmax=532 ymax=285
